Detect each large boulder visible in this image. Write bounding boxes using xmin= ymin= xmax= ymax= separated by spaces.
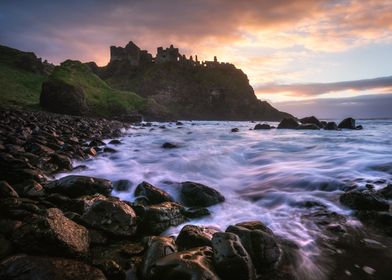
xmin=212 ymin=232 xmax=256 ymax=280
xmin=138 ymin=202 xmax=187 ymax=235
xmin=0 ymin=181 xmax=19 ymax=198
xmin=176 ymin=225 xmax=219 ymax=250
xmin=45 ymin=175 xmax=113 ymax=198
xmin=12 ymin=208 xmax=89 ymax=257
xmin=134 ymin=181 xmax=174 ymax=205
xmin=150 ymin=246 xmax=219 ymax=280
xmin=377 ymin=184 xmax=392 ymax=199
xmin=254 ymin=123 xmax=271 ymax=130
xmin=339 ymin=190 xmax=389 ymax=211
xmin=141 ymin=236 xmax=177 ymax=279
xmin=299 ymin=116 xmax=322 ymax=127
xmin=324 ymin=121 xmax=338 ymax=130
xmin=338 ymin=117 xmax=356 ymax=129
xmin=180 ymin=181 xmax=225 ymax=207
xmin=226 ymin=221 xmax=281 ymax=272
xmin=277 ymin=118 xmax=299 ymax=129
xmin=296 ymin=124 xmax=320 ymax=130
xmin=0 ymin=255 xmax=106 ymax=280
xmin=81 ymin=200 xmax=137 ymax=237
xmin=40 ymin=79 xmax=89 ymax=115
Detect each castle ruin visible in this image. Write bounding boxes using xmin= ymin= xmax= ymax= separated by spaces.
xmin=109 ymin=41 xmax=234 ymax=69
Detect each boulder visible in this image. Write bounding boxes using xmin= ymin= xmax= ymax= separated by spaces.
xmin=296 ymin=124 xmax=320 ymax=130
xmin=338 ymin=117 xmax=356 ymax=129
xmin=0 ymin=255 xmax=106 ymax=280
xmin=113 ymin=180 xmax=132 ymax=192
xmin=12 ymin=208 xmax=89 ymax=257
xmin=162 ymin=142 xmax=177 ymax=149
xmin=81 ymin=200 xmax=137 ymax=237
xmin=0 ymin=181 xmax=19 ymax=198
xmin=138 ymin=202 xmax=187 ymax=235
xmin=211 ymin=232 xmax=256 ymax=280
xmin=182 ymin=207 xmax=211 ymax=219
xmin=226 ymin=222 xmax=281 ymax=272
xmin=254 ymin=123 xmax=271 ymax=130
xmin=45 ymin=175 xmax=113 ymax=198
xmin=150 ymin=246 xmax=219 ymax=280
xmin=277 ymin=118 xmax=299 ymax=129
xmin=176 ymin=225 xmax=219 ymax=250
xmin=0 ymin=234 xmax=13 ymax=259
xmin=180 ymin=181 xmax=225 ymax=207
xmin=134 ymin=181 xmax=174 ymax=204
xmin=299 ymin=116 xmax=322 ymax=127
xmin=231 ymin=128 xmax=239 ymax=132
xmin=324 ymin=122 xmax=338 ymax=130
xmin=40 ymin=79 xmax=89 ymax=115
xmin=141 ymin=236 xmax=177 ymax=279
xmin=339 ymin=190 xmax=389 ymax=211
xmin=377 ymin=184 xmax=392 ymax=199
xmin=49 ymin=153 xmax=73 ymax=171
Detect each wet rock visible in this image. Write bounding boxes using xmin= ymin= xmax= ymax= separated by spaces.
xmin=0 ymin=234 xmax=13 ymax=259
xmin=0 ymin=181 xmax=19 ymax=198
xmin=226 ymin=221 xmax=281 ymax=272
xmin=141 ymin=236 xmax=177 ymax=279
xmin=324 ymin=121 xmax=338 ymax=130
xmin=235 ymin=220 xmax=274 ymax=235
xmin=182 ymin=207 xmax=211 ymax=219
xmin=103 ymin=147 xmax=117 ymax=153
xmin=181 ymin=181 xmax=225 ymax=207
xmin=0 ymin=255 xmax=106 ymax=280
xmin=231 ymin=128 xmax=239 ymax=132
xmin=176 ymin=225 xmax=219 ymax=250
xmin=277 ymin=118 xmax=299 ymax=129
xmin=162 ymin=142 xmax=177 ymax=149
xmin=254 ymin=123 xmax=271 ymax=130
xmin=176 ymin=121 xmax=184 ymax=126
xmin=109 ymin=139 xmax=122 ymax=145
xmin=0 ymin=219 xmax=22 ymax=237
xmin=23 ymin=180 xmax=46 ymax=197
xmin=12 ymin=208 xmax=89 ymax=257
xmin=338 ymin=117 xmax=356 ymax=129
xmin=88 ymin=229 xmax=108 ymax=245
xmin=356 ymin=125 xmax=363 ymax=130
xmin=355 ymin=211 xmax=392 ymax=236
xmin=134 ymin=181 xmax=174 ymax=205
xmin=81 ymin=200 xmax=137 ymax=237
xmin=92 ymin=260 xmax=124 ymax=280
xmin=49 ymin=153 xmax=72 ymax=171
xmin=138 ymin=202 xmax=187 ymax=235
xmin=150 ymin=246 xmax=219 ymax=280
xmin=377 ymin=184 xmax=392 ymax=199
xmin=45 ymin=175 xmax=113 ymax=198
xmin=113 ymin=179 xmax=132 ymax=192
xmin=340 ymin=190 xmax=389 ymax=211
xmin=296 ymin=123 xmax=320 ymax=130
xmin=85 ymin=147 xmax=97 ymax=156
xmin=300 ymin=116 xmax=322 ymax=127
xmin=211 ymin=232 xmax=256 ymax=280
xmin=89 ymin=139 xmax=106 ymax=147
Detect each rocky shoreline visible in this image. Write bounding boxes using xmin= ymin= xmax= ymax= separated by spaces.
xmin=1 ymin=108 xmax=391 ymax=280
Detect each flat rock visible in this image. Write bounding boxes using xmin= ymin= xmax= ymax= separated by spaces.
xmin=180 ymin=181 xmax=225 ymax=207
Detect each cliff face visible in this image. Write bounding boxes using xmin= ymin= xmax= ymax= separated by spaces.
xmin=95 ymin=42 xmax=292 ymax=121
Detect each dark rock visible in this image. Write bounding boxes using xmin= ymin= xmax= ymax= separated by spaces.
xmin=141 ymin=236 xmax=177 ymax=279
xmin=23 ymin=180 xmax=46 ymax=197
xmin=89 ymin=139 xmax=106 ymax=147
xmin=150 ymin=246 xmax=219 ymax=280
xmin=162 ymin=142 xmax=177 ymax=149
xmin=40 ymin=79 xmax=89 ymax=115
xmin=0 ymin=219 xmax=22 ymax=237
xmin=211 ymin=232 xmax=256 ymax=280
xmin=356 ymin=125 xmax=363 ymax=130
xmin=355 ymin=211 xmax=392 ymax=236
xmin=0 ymin=181 xmax=19 ymax=198
xmin=113 ymin=179 xmax=132 ymax=192
xmin=176 ymin=121 xmax=184 ymax=126
xmin=103 ymin=147 xmax=117 ymax=153
xmin=176 ymin=225 xmax=219 ymax=250
xmin=0 ymin=234 xmax=13 ymax=259
xmin=92 ymin=260 xmax=124 ymax=280
xmin=109 ymin=139 xmax=122 ymax=145
xmin=88 ymin=229 xmax=108 ymax=245
xmin=277 ymin=118 xmax=299 ymax=129
xmin=377 ymin=184 xmax=392 ymax=199
xmin=231 ymin=128 xmax=239 ymax=132
xmin=49 ymin=153 xmax=73 ymax=171
xmin=254 ymin=123 xmax=271 ymax=130
xmin=338 ymin=117 xmax=356 ymax=129
xmin=180 ymin=181 xmax=225 ymax=207
xmin=296 ymin=123 xmax=320 ymax=130
xmin=134 ymin=181 xmax=174 ymax=204
xmin=227 ymin=222 xmax=281 ymax=272
xmin=235 ymin=220 xmax=274 ymax=235
xmin=182 ymin=207 xmax=211 ymax=219
xmin=138 ymin=202 xmax=187 ymax=235
xmin=324 ymin=122 xmax=338 ymax=130
xmin=81 ymin=200 xmax=137 ymax=237
xmin=12 ymin=208 xmax=89 ymax=257
xmin=45 ymin=175 xmax=113 ymax=198
xmin=0 ymin=255 xmax=106 ymax=280
xmin=299 ymin=116 xmax=322 ymax=127
xmin=340 ymin=190 xmax=389 ymax=211
xmin=85 ymin=147 xmax=97 ymax=156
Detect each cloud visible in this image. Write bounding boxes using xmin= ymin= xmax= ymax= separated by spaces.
xmin=256 ymin=76 xmax=392 ymax=97
xmin=272 ymin=93 xmax=392 ymax=119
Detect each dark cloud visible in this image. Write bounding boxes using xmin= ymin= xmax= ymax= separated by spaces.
xmin=256 ymin=76 xmax=392 ymax=97
xmin=273 ymin=93 xmax=392 ymax=119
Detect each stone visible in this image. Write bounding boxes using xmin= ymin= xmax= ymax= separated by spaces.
xmin=162 ymin=142 xmax=177 ymax=149
xmin=377 ymin=184 xmax=392 ymax=199
xmin=340 ymin=190 xmax=389 ymax=211
xmin=324 ymin=122 xmax=338 ymax=130
xmin=113 ymin=179 xmax=132 ymax=192
xmin=141 ymin=236 xmax=177 ymax=279
xmin=231 ymin=128 xmax=239 ymax=132
xmin=181 ymin=181 xmax=225 ymax=207
xmin=40 ymin=79 xmax=89 ymax=115
xmin=0 ymin=255 xmax=106 ymax=280
xmin=277 ymin=118 xmax=299 ymax=129
xmin=0 ymin=181 xmax=19 ymax=198
xmin=254 ymin=123 xmax=271 ymax=130
xmin=134 ymin=181 xmax=174 ymax=204
xmin=150 ymin=246 xmax=219 ymax=280
xmin=182 ymin=207 xmax=211 ymax=219
xmin=227 ymin=222 xmax=281 ymax=272
xmin=138 ymin=202 xmax=187 ymax=235
xmin=338 ymin=117 xmax=356 ymax=129
xmin=176 ymin=225 xmax=219 ymax=250
xmin=109 ymin=139 xmax=122 ymax=145
xmin=103 ymin=147 xmax=117 ymax=153
xmin=296 ymin=124 xmax=320 ymax=130
xmin=89 ymin=139 xmax=106 ymax=147
xmin=0 ymin=234 xmax=13 ymax=259
xmin=81 ymin=200 xmax=137 ymax=237
xmin=299 ymin=116 xmax=322 ymax=127
xmin=45 ymin=175 xmax=113 ymax=198
xmin=12 ymin=208 xmax=89 ymax=257
xmin=49 ymin=153 xmax=73 ymax=171
xmin=211 ymin=232 xmax=256 ymax=280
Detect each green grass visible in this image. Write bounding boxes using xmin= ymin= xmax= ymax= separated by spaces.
xmin=49 ymin=60 xmax=145 ymax=117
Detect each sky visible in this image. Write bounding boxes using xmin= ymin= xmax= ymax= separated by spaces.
xmin=0 ymin=0 xmax=391 ymax=118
